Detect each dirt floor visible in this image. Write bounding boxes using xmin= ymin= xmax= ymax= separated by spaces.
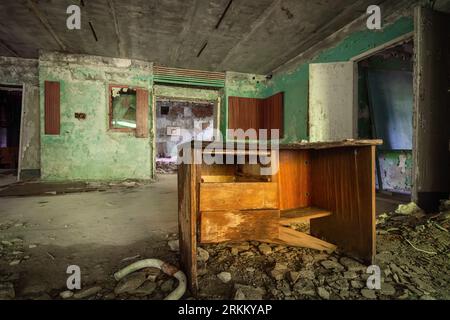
xmin=0 ymin=174 xmax=449 ymax=300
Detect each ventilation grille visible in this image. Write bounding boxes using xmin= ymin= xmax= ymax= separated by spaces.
xmin=153 ymin=65 xmax=225 ymax=88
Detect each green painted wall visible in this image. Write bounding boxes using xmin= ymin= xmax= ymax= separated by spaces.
xmin=39 ymin=52 xmax=154 ymax=181
xmin=261 ymin=17 xmax=414 ymax=143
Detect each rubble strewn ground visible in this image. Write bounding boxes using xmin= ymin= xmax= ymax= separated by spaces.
xmin=196 ymin=200 xmax=450 ymax=300
xmin=0 ymin=176 xmax=449 ymax=300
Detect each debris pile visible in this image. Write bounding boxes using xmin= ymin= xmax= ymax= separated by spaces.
xmin=195 ymin=201 xmax=450 ymax=300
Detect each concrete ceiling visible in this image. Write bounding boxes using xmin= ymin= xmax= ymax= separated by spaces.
xmin=0 ymin=0 xmax=447 ymax=74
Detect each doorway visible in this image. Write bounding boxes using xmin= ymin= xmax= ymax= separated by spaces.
xmin=357 ymin=40 xmax=414 ymax=200
xmin=0 ymin=84 xmax=23 ymax=184
xmin=155 ymin=97 xmax=217 ymax=175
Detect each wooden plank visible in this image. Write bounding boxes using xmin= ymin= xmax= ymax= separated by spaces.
xmin=177 ymin=159 xmax=199 ymax=294
xmin=135 ymin=88 xmax=149 ymax=138
xmin=310 ymin=146 xmax=376 ymax=263
xmin=279 ymin=207 xmax=331 ymax=225
xmin=201 ymin=175 xmax=236 ymax=183
xmin=413 ymin=7 xmax=450 ymax=212
xmin=260 ymin=227 xmax=336 ymax=253
xmin=183 ymin=139 xmax=383 ymax=151
xmin=278 ymin=150 xmax=311 ymax=210
xmin=200 ymin=210 xmax=280 ymax=243
xmin=200 ymin=182 xmax=279 ymax=211
xmin=44 ymin=81 xmax=60 ymax=135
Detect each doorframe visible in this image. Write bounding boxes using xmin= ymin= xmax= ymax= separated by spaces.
xmin=0 ymin=83 xmax=24 ymax=181
xmin=349 ymin=33 xmax=415 ymax=195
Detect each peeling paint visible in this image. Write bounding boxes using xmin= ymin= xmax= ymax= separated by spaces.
xmin=39 ymin=52 xmax=154 ymax=181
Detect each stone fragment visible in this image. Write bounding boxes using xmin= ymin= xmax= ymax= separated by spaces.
xmin=321 ymin=260 xmax=344 ymax=272
xmin=114 ymin=272 xmax=147 ymax=295
xmin=217 ymin=272 xmax=232 ymax=283
xmin=60 ymin=290 xmax=74 ymax=299
xmin=234 ymin=284 xmax=265 ymax=300
xmin=258 ymin=244 xmax=272 ymax=255
xmin=361 ymin=288 xmax=377 ymax=299
xmin=197 ymin=247 xmax=210 ymax=262
xmin=167 ymin=240 xmax=179 ymax=252
xmin=73 ymin=286 xmax=102 ymax=299
xmin=317 ymin=287 xmax=330 ymax=300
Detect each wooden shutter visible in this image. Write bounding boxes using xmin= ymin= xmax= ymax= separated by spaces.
xmin=262 ymin=92 xmax=284 ymax=138
xmin=228 ymin=93 xmax=284 ymax=139
xmin=44 ymin=81 xmax=60 ymax=135
xmin=135 ymin=88 xmax=149 ymax=138
xmin=228 ymin=96 xmax=260 ymax=131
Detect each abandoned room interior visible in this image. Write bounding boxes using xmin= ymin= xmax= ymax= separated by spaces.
xmin=0 ymin=0 xmax=449 ymax=303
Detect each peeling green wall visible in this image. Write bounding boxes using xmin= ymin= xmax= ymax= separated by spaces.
xmin=262 ymin=17 xmax=414 ymax=143
xmin=39 ymin=52 xmax=154 ymax=181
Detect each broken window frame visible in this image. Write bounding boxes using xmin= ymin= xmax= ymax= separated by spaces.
xmin=108 ymin=84 xmax=141 ymax=132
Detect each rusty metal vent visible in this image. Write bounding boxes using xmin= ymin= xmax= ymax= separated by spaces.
xmin=153 ymin=65 xmax=225 ymax=88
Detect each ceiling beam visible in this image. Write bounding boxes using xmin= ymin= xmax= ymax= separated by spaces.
xmin=25 ymin=0 xmax=66 ymax=51
xmin=217 ymin=0 xmax=281 ymax=71
xmin=106 ymin=0 xmax=125 ymax=58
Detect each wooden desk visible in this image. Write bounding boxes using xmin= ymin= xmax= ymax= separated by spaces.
xmin=178 ymin=140 xmax=382 ymax=294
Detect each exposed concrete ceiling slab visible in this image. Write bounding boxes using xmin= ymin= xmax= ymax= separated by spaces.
xmin=1 ymin=0 xmax=449 ymax=74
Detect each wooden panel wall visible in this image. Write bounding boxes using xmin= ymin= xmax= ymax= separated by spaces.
xmin=228 ymin=93 xmax=284 ymax=138
xmin=278 ymin=150 xmax=311 ymax=210
xmin=310 ymin=146 xmax=376 ymax=263
xmin=262 ymin=92 xmax=284 ymax=138
xmin=228 ymin=96 xmax=260 ymax=132
xmin=135 ymin=88 xmax=149 ymax=138
xmin=44 ymin=81 xmax=60 ymax=135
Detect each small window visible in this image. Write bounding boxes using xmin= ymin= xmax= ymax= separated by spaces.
xmin=109 ymin=85 xmax=137 ymax=130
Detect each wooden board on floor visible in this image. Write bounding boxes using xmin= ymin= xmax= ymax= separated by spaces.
xmin=199 ymin=182 xmax=279 ymax=211
xmin=200 ymin=210 xmax=280 ymax=243
xmin=278 ymin=150 xmax=311 ymax=210
xmin=259 ymin=227 xmax=336 ymax=253
xmin=177 ymin=160 xmax=199 ymax=294
xmin=279 ymin=207 xmax=332 ymax=225
xmin=310 ymin=146 xmax=376 ymax=263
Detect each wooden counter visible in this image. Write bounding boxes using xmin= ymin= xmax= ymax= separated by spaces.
xmin=178 ymin=139 xmax=381 ymax=294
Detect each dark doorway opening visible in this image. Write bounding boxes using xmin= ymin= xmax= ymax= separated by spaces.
xmin=0 ymin=85 xmax=23 ymax=177
xmin=358 ymin=40 xmax=414 ymax=200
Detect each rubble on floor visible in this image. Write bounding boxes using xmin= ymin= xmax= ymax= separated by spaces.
xmin=0 ymin=201 xmax=449 ymax=300
xmin=194 ymin=201 xmax=450 ymax=300
xmin=156 ymin=161 xmax=177 ymax=174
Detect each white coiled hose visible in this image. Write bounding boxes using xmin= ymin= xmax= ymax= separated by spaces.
xmin=114 ymin=259 xmax=187 ymax=300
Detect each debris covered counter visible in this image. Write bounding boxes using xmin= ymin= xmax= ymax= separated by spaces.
xmin=177 ymin=139 xmax=382 ymax=294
